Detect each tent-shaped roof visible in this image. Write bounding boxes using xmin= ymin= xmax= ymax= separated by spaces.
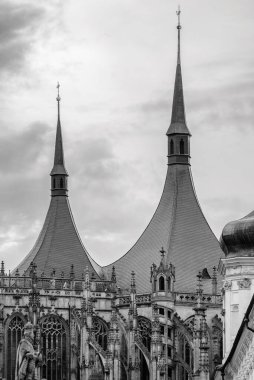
xmin=103 ymin=18 xmax=222 ymax=293
xmin=14 ymin=87 xmax=101 ymax=279
xmin=103 ymin=165 xmax=222 ymax=293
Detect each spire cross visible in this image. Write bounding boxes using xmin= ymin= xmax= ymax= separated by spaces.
xmin=176 ymin=6 xmax=181 ymax=29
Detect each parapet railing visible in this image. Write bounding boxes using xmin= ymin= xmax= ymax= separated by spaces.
xmin=0 ymin=274 xmax=114 ymax=293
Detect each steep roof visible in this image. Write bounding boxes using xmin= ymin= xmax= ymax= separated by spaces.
xmin=103 ymin=15 xmax=222 ymax=293
xmin=103 ymin=165 xmax=222 ymax=293
xmin=14 ymin=86 xmax=101 ymax=279
xmin=15 ymin=196 xmax=101 ymax=278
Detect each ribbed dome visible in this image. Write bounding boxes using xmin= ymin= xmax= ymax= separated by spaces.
xmin=221 ymin=210 xmax=254 ymax=257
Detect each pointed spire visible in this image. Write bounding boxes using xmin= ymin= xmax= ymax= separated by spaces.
xmin=50 ymin=83 xmax=68 ymax=196
xmin=51 ymin=82 xmax=68 ymax=176
xmin=167 ymin=8 xmax=190 ymax=136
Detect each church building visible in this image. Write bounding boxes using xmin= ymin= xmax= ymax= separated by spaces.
xmin=0 ymin=13 xmax=226 ymax=380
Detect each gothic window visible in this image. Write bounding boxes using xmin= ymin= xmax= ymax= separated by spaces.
xmin=137 ymin=316 xmax=152 ymax=351
xmin=180 ymin=139 xmax=184 ymax=154
xmin=53 ymin=178 xmax=56 ymax=188
xmin=184 ymin=315 xmax=195 ymax=334
xmin=60 ymin=177 xmax=64 ymax=189
xmin=40 ymin=314 xmax=69 ymax=380
xmin=92 ymin=316 xmax=108 ymax=351
xmin=159 ymin=276 xmax=165 ymax=291
xmin=170 ymin=139 xmax=174 ymax=154
xmin=5 ymin=314 xmax=25 ymax=380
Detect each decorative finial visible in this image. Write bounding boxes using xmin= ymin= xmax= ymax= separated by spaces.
xmin=56 ymin=82 xmax=61 ymax=102
xmin=176 ymin=5 xmax=181 ymax=29
xmin=160 ymin=247 xmax=165 ymax=258
xmin=196 ymin=271 xmax=203 ymax=296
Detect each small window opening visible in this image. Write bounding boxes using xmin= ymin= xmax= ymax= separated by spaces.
xmin=180 ymin=139 xmax=184 ymax=154
xmin=170 ymin=139 xmax=174 ymax=155
xmin=160 ymin=325 xmax=165 ymax=335
xmin=159 ymin=276 xmax=165 ymax=291
xmin=60 ymin=177 xmax=64 ymax=189
xmin=53 ymin=178 xmax=56 ymax=188
xmin=159 ymin=308 xmax=165 ymax=316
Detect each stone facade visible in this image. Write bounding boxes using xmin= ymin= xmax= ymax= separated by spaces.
xmin=0 ymin=262 xmax=223 ymax=380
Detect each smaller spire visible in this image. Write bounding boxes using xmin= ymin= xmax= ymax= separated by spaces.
xmin=51 ymin=82 xmax=67 ymax=174
xmin=111 ymin=266 xmax=116 ymax=283
xmin=0 ymin=261 xmax=5 ymax=276
xmin=167 ymin=8 xmax=190 ymax=136
xmin=130 ymin=271 xmax=136 ymax=293
xmin=50 ymin=83 xmax=68 ymax=196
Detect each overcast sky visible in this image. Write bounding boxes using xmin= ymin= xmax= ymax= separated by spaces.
xmin=0 ymin=0 xmax=253 ymax=271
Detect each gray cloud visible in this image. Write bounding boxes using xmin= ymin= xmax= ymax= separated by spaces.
xmin=0 ymin=122 xmax=51 ymax=175
xmin=0 ymin=2 xmax=47 ymax=74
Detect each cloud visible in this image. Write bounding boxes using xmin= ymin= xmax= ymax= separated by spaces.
xmin=0 ymin=2 xmax=47 ymax=75
xmin=0 ymin=122 xmax=51 ymax=175
xmin=0 ymin=1 xmax=65 ymax=79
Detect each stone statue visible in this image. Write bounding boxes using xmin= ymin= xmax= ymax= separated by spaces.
xmin=15 ymin=322 xmax=42 ymax=380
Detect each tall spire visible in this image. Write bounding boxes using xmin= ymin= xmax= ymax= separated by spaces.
xmin=167 ymin=8 xmax=191 ymax=166
xmin=50 ymin=82 xmax=68 ymax=196
xmin=167 ymin=7 xmax=190 ymax=136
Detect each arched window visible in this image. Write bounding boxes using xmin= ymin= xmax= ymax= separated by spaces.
xmin=53 ymin=178 xmax=56 ymax=188
xmin=40 ymin=314 xmax=69 ymax=380
xmin=180 ymin=139 xmax=184 ymax=154
xmin=92 ymin=316 xmax=108 ymax=351
xmin=159 ymin=276 xmax=165 ymax=291
xmin=60 ymin=177 xmax=64 ymax=189
xmin=138 ymin=316 xmax=152 ymax=351
xmin=170 ymin=139 xmax=174 ymax=154
xmin=5 ymin=314 xmax=25 ymax=380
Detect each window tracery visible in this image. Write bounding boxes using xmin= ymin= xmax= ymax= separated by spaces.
xmin=5 ymin=314 xmax=25 ymax=380
xmin=92 ymin=316 xmax=108 ymax=351
xmin=40 ymin=314 xmax=69 ymax=380
xmin=137 ymin=316 xmax=152 ymax=351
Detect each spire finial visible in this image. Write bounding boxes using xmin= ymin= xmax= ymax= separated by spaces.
xmin=56 ymin=82 xmax=61 ymax=121
xmin=176 ymin=6 xmax=181 ymax=64
xmin=56 ymin=81 xmax=61 ymax=102
xmin=176 ymin=5 xmax=181 ymax=29
xmin=160 ymin=247 xmax=165 ymax=259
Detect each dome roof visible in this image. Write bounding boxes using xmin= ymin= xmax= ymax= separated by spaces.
xmin=221 ymin=210 xmax=254 ymax=257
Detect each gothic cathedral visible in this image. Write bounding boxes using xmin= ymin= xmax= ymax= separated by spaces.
xmin=0 ymin=14 xmax=224 ymax=380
